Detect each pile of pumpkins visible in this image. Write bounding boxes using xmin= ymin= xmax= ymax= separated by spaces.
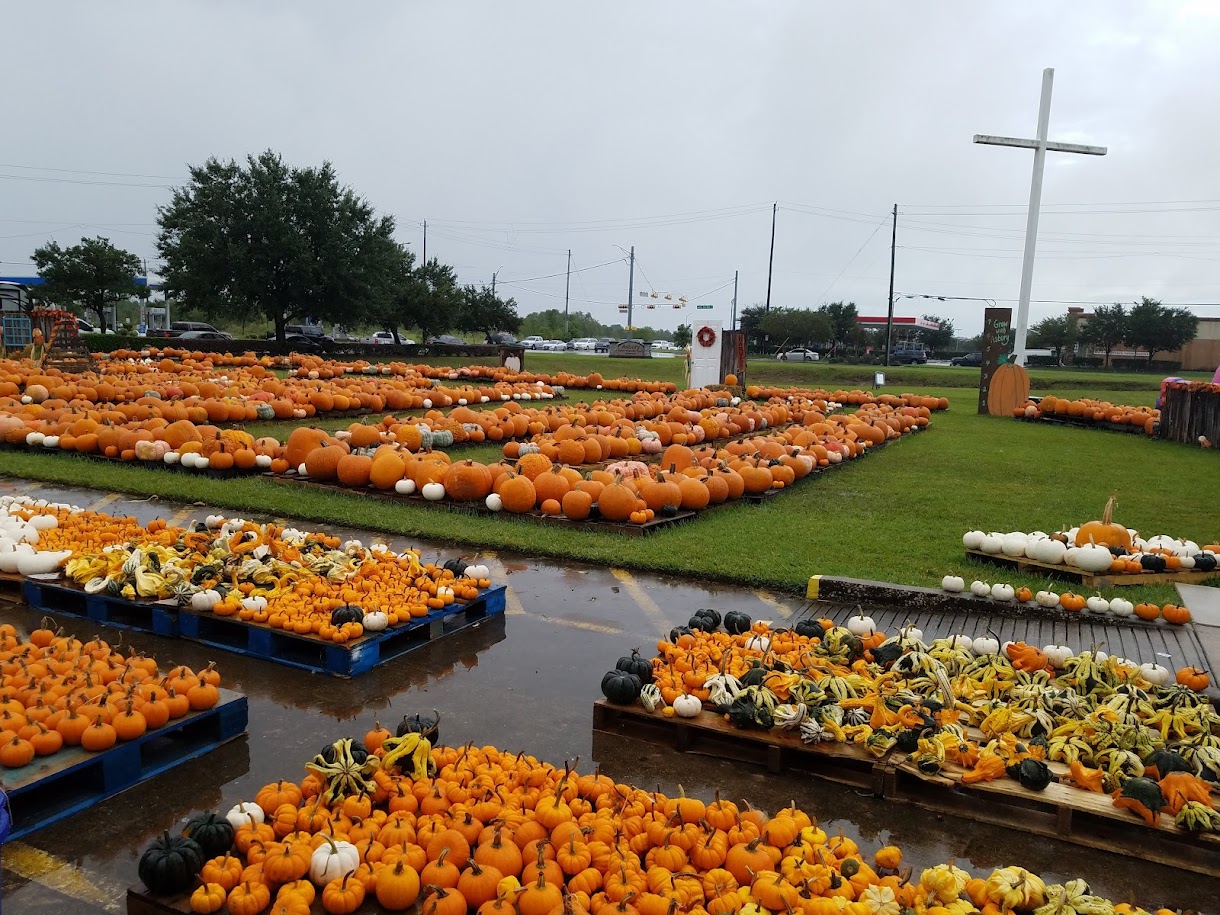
xmin=6 ymin=496 xmax=494 ymax=643
xmin=1016 ymin=396 xmax=1159 ymax=434
xmin=940 ymin=576 xmax=1194 ymax=624
xmin=0 ymin=621 xmax=223 ymax=767
xmin=962 ymin=498 xmax=1219 ymax=577
xmin=136 ymin=735 xmax=1183 ymax=915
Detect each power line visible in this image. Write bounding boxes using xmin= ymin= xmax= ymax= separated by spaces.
xmin=811 ymin=218 xmax=887 ymax=302
xmin=0 ymin=163 xmax=185 ymax=181
xmin=0 ymin=173 xmax=173 ymax=189
xmin=497 ymin=258 xmax=625 ymax=284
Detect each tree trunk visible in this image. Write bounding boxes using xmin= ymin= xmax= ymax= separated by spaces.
xmin=92 ymin=293 xmax=106 ymax=334
xmin=275 ymin=313 xmax=286 ymax=343
xmin=389 ymin=325 xmax=400 ymax=345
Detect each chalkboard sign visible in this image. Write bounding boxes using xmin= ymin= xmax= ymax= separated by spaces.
xmin=978 ymin=307 xmax=1015 ymax=414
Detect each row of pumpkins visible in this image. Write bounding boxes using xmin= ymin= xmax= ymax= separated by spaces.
xmin=939 ymin=577 xmax=1195 ymax=624
xmin=284 ymin=400 xmax=937 ymax=523
xmin=5 ymin=496 xmax=494 ymax=642
xmin=1015 ymin=396 xmax=1159 ymax=433
xmin=137 ymin=735 xmax=1184 ymax=915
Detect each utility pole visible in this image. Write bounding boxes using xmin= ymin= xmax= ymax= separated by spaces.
xmin=421 ymin=220 xmax=427 ymax=266
xmin=731 ymin=270 xmax=739 ymax=332
xmin=764 ymin=202 xmax=776 ymax=313
xmin=563 ymin=249 xmax=571 ymax=338
xmin=885 ymin=204 xmax=897 ymax=367
xmin=626 ymin=245 xmax=635 ymax=335
xmin=491 ymin=271 xmax=497 ymax=295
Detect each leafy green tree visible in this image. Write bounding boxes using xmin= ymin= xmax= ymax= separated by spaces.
xmin=919 ymin=314 xmax=955 ymax=353
xmin=817 ymin=301 xmax=859 ymax=355
xmin=1081 ymin=303 xmax=1127 ymax=367
xmin=673 ymin=324 xmax=692 ymax=348
xmin=1124 ymin=297 xmax=1198 ymax=364
xmin=157 ymin=150 xmax=405 ymax=341
xmin=458 ymin=284 xmax=521 ymax=338
xmin=738 ymin=304 xmax=769 ymax=352
xmin=386 ymin=258 xmax=463 ymax=343
xmin=31 ymin=236 xmax=142 ymax=332
xmin=761 ymin=308 xmax=832 ymax=348
xmin=1028 ymin=314 xmax=1079 ymax=364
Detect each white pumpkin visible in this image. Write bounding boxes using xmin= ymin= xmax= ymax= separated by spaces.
xmin=180 ymin=452 xmax=198 ymax=469
xmin=25 ymin=431 xmax=44 ymax=446
xmin=1042 ymin=645 xmax=1073 ymax=668
xmin=962 ymin=530 xmax=985 ymax=550
xmin=672 ymin=694 xmax=703 ymax=718
xmin=846 ymin=613 xmax=876 ymax=636
xmin=941 ymin=575 xmax=965 ymax=593
xmin=990 ymin=583 xmax=1015 ymax=602
xmin=310 ymin=838 xmax=360 ymax=886
xmin=1074 ymin=543 xmax=1113 ymax=573
xmin=297 ymin=462 xmax=308 ymax=476
xmin=240 ymin=595 xmax=268 ymax=612
xmin=1036 ymin=539 xmax=1068 ymax=566
xmin=1139 ymin=662 xmax=1171 ymax=686
xmin=395 ymin=479 xmax=417 ymax=496
xmin=973 ymin=635 xmax=1000 ymax=656
xmin=899 ymin=624 xmax=924 ymax=644
xmin=1179 ymin=555 xmax=1196 ymax=570
xmin=1108 ymin=597 xmax=1134 ymax=617
xmin=1035 ymin=590 xmax=1060 ymax=608
xmin=163 ymin=451 xmax=181 ymax=465
xmin=194 ymin=456 xmax=210 ymax=469
xmin=255 ymin=454 xmax=272 ymax=469
xmin=484 ymin=492 xmax=502 ymax=511
xmin=970 ymin=580 xmax=991 ymax=597
xmin=744 ymin=634 xmax=771 ymax=653
xmin=191 ymin=589 xmax=222 ymax=611
xmin=1001 ymin=534 xmax=1028 ymax=557
xmin=1085 ymin=595 xmax=1110 ymax=614
xmin=225 ymin=802 xmax=265 ymax=831
xmin=363 ymin=610 xmax=390 ymax=632
xmin=466 ymin=564 xmax=490 ymax=580
xmin=979 ymin=534 xmax=1004 ymax=554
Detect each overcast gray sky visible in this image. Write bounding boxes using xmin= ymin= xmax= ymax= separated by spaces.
xmin=4 ymin=1 xmax=1219 ymax=335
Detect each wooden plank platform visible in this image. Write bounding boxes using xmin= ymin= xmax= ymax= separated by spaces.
xmin=966 ymin=548 xmax=1220 ymax=589
xmin=22 ymin=576 xmax=180 ymax=637
xmin=1017 ymin=415 xmax=1151 ymax=437
xmin=128 ymin=885 xmax=390 ymax=915
xmin=2 ymin=689 xmax=247 ymax=842
xmin=592 ymin=700 xmax=1220 ymax=876
xmin=176 ymin=585 xmax=507 ymax=677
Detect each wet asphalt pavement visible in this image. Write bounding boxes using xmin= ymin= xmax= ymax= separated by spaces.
xmin=0 ymin=478 xmax=1217 ymax=913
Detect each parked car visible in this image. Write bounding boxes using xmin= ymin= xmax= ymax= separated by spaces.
xmin=177 ymin=330 xmax=233 ymax=340
xmin=149 ymin=320 xmax=226 ymax=338
xmin=777 ymin=347 xmax=820 ymax=362
xmin=570 ymin=337 xmax=598 ymax=351
xmin=891 ymin=347 xmax=928 ymax=365
xmin=279 ymin=334 xmax=324 ymax=352
xmin=427 ymin=335 xmax=466 ymax=346
xmin=486 ymin=331 xmax=517 ymax=345
xmin=595 ymin=337 xmax=612 ymax=353
xmin=950 ymin=352 xmax=983 ymax=367
xmin=520 ymin=335 xmax=545 ymax=350
xmin=540 ymin=339 xmax=568 ymax=351
xmin=75 ymin=317 xmax=99 ymax=335
xmin=368 ymin=331 xmax=414 ymax=345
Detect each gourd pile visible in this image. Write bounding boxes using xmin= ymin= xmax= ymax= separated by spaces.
xmin=1015 ymin=397 xmax=1160 ymax=435
xmin=2 ymin=496 xmax=494 ymax=644
xmin=0 ymin=622 xmax=223 ymax=766
xmin=941 ymin=575 xmax=1195 ymax=625
xmin=138 ymin=737 xmax=1180 ymax=915
xmin=600 ymin=611 xmax=1220 ymax=836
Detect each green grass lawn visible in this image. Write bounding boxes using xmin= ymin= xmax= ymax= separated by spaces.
xmin=2 ymin=376 xmax=1215 ymax=602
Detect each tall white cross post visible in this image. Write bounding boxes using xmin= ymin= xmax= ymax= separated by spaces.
xmin=975 ymin=68 xmax=1107 ymax=364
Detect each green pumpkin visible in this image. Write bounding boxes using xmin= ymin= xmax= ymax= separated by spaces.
xmin=138 ymin=832 xmax=204 ymax=895
xmin=1006 ymin=758 xmax=1052 ymax=791
xmin=254 ymin=402 xmax=275 ymax=420
xmin=183 ymin=812 xmax=234 ymax=857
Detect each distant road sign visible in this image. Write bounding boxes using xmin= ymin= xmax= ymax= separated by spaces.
xmin=696 ymin=304 xmax=713 ymax=310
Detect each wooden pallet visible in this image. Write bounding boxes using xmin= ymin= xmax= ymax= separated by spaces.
xmin=592 ymin=701 xmax=1220 ymax=876
xmin=176 ymin=586 xmax=507 ymax=677
xmin=128 ymin=886 xmax=389 ymax=914
xmin=22 ymin=576 xmax=180 ymax=636
xmin=1017 ymin=415 xmax=1150 ymax=436
xmin=966 ymin=549 xmax=1220 ymax=589
xmin=2 ymin=689 xmax=247 ymax=841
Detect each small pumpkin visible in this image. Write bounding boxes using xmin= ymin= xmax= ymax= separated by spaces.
xmin=139 ymin=831 xmax=206 ymax=895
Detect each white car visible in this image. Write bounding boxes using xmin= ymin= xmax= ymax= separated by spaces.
xmin=540 ymin=339 xmax=568 ymax=351
xmin=570 ymin=337 xmax=598 ymax=351
xmin=369 ymin=332 xmax=414 ymax=345
xmin=520 ymin=336 xmax=545 ymax=350
xmin=650 ymin=340 xmax=677 ymax=351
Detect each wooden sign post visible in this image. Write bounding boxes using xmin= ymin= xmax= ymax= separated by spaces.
xmin=979 ymin=307 xmax=1014 ymax=414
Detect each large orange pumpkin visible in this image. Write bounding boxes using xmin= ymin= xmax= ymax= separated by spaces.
xmin=336 ymin=453 xmax=374 ymax=487
xmin=286 ymin=427 xmax=330 ymax=467
xmin=443 ymin=461 xmax=493 ymax=502
xmin=369 ymin=451 xmax=406 ymax=489
xmin=304 ymin=445 xmax=346 ymax=481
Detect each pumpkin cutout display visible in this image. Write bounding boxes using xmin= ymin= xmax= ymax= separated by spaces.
xmin=986 ymin=361 xmax=1030 ymax=417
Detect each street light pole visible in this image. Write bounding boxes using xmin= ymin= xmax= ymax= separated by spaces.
xmin=626 ymin=246 xmax=635 ymax=335
xmin=885 ymin=204 xmax=897 ymax=366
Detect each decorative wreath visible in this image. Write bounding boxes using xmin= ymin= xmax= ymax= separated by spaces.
xmin=696 ymin=325 xmax=717 ymax=348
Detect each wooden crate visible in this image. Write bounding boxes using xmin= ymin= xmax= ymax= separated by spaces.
xmin=966 ymin=549 xmax=1220 ymax=589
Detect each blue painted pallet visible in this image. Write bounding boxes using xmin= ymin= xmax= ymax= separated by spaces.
xmin=177 ymin=585 xmax=508 ymax=678
xmin=22 ymin=577 xmax=179 ymax=637
xmin=0 ymin=689 xmax=247 ymax=842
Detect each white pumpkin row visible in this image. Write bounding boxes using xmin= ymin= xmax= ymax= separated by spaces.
xmin=964 ymin=528 xmax=1208 ymax=562
xmin=943 ymin=575 xmax=1136 ymax=616
xmin=0 ymin=497 xmax=74 ymax=575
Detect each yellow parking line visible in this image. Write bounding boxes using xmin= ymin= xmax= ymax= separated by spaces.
xmin=86 ymin=493 xmax=121 ymax=513
xmin=503 ymin=586 xmax=526 ymax=617
xmin=533 ymin=615 xmax=621 ymax=635
xmin=755 ymin=589 xmax=791 ymax=619
xmin=611 ymin=568 xmax=670 ymax=636
xmin=3 ymin=841 xmax=123 ymax=912
xmin=167 ymin=507 xmax=196 ymax=528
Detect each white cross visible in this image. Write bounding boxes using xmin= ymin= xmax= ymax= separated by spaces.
xmin=975 ymin=68 xmax=1107 ymax=364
